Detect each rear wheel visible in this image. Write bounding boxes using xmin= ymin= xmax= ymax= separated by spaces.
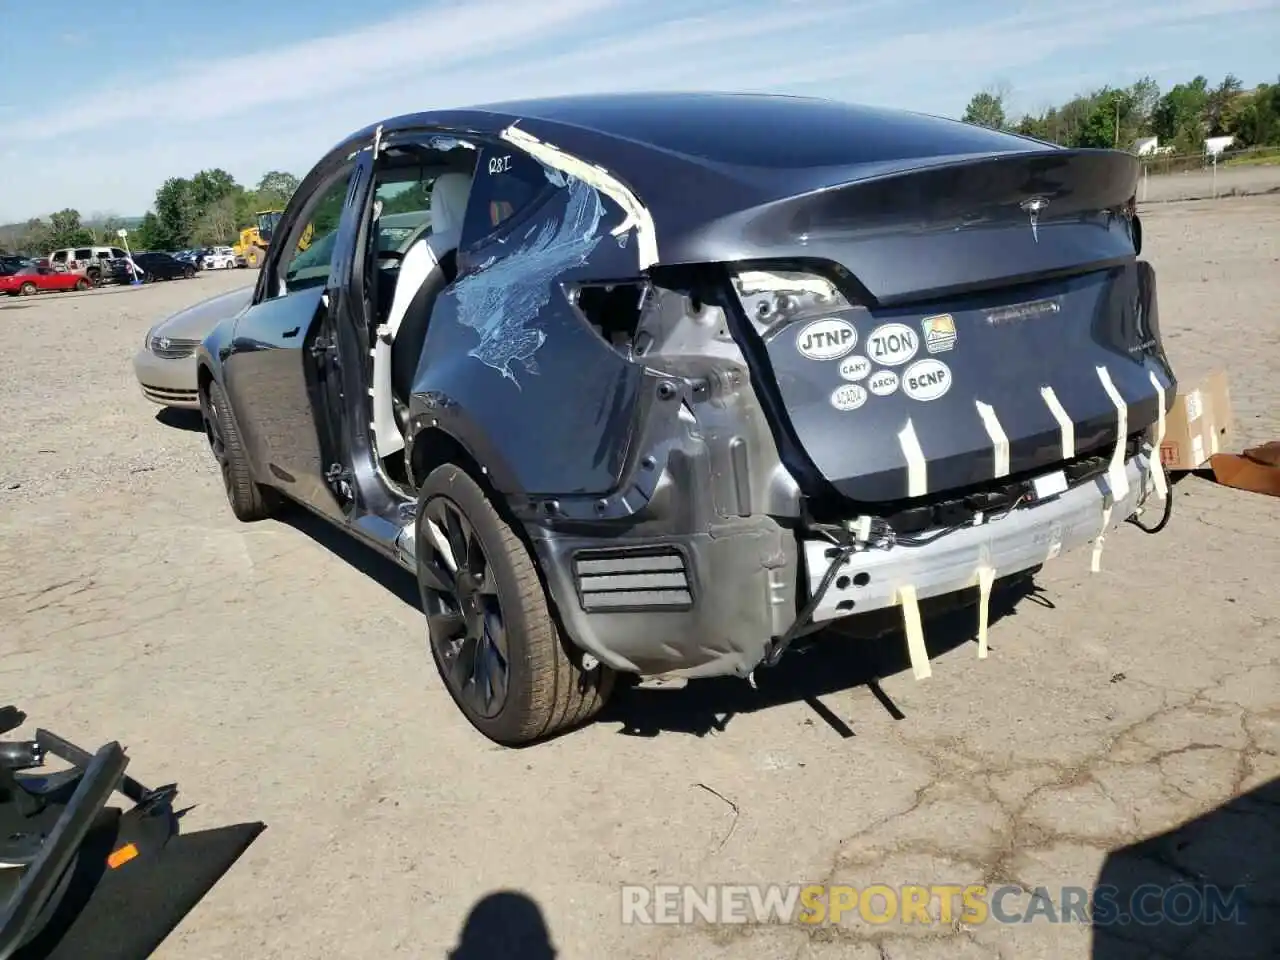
xmin=19 ymin=282 xmax=36 ymax=296
xmin=417 ymin=465 xmax=614 ymax=745
xmin=201 ymin=379 xmax=280 ymax=522
xmin=244 ymin=245 xmax=265 ymax=268
xmin=74 ymin=278 xmax=90 ymax=291
xmin=183 ymin=266 xmax=195 ymax=279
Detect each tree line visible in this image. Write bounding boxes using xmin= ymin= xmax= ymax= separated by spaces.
xmin=1 ymin=169 xmax=302 ymax=256
xmin=963 ymin=73 xmax=1280 ymax=152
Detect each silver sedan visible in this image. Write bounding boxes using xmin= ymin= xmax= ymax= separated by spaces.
xmin=132 ymin=286 xmax=254 ymax=409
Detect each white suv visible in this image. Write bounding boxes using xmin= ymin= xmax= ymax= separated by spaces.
xmin=49 ymin=245 xmax=128 ymax=285
xmin=202 ymin=246 xmax=238 ymax=269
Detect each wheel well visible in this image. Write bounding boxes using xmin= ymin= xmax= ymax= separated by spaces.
xmin=197 ymin=363 xmax=214 ymax=399
xmin=409 ymin=427 xmax=489 ymax=494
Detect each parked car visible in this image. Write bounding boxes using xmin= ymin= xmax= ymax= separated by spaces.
xmin=193 ymin=93 xmax=1172 ymax=746
xmin=1 ymin=255 xmax=31 ymax=274
xmin=109 ymin=251 xmax=195 ymax=283
xmin=202 ymin=246 xmax=238 ymax=269
xmin=133 ymin=213 xmax=429 ymax=410
xmin=48 ymin=245 xmax=128 ymax=285
xmin=0 ymin=263 xmax=92 ymax=295
xmin=133 ymin=286 xmax=255 ymax=408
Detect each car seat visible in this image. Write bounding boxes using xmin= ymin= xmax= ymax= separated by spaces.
xmin=370 ymin=172 xmax=472 ymax=458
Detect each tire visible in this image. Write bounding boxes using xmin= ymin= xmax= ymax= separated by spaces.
xmin=244 ymin=245 xmax=265 ymax=268
xmin=19 ymin=282 xmax=36 ymax=296
xmin=416 ymin=464 xmax=614 ymax=745
xmin=201 ymin=379 xmax=280 ymax=522
xmin=183 ymin=266 xmax=194 ymax=279
xmin=74 ymin=278 xmax=90 ymax=291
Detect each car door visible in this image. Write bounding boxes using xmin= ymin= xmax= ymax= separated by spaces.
xmin=223 ymin=158 xmax=362 ymax=520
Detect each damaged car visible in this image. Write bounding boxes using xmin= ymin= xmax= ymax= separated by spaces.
xmin=195 ymin=92 xmax=1175 ymax=746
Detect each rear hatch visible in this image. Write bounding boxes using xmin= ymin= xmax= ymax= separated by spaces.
xmin=728 ymin=149 xmax=1173 ymax=504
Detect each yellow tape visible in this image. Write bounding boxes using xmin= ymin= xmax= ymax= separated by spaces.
xmin=898 ymin=420 xmax=927 ymax=498
xmin=1040 ymin=385 xmax=1075 ymax=460
xmin=897 ymin=584 xmax=931 ymax=680
xmin=975 ymin=401 xmax=1010 ymax=478
xmin=976 ymin=565 xmax=994 ymax=659
xmin=1147 ymin=370 xmax=1168 ymax=499
xmin=1090 ymin=505 xmax=1113 ymax=573
xmin=1095 ymin=366 xmax=1129 ymax=502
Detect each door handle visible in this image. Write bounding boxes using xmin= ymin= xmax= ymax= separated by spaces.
xmin=282 ymin=326 xmax=300 ymax=338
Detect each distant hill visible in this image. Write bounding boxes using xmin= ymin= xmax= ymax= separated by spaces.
xmin=0 ymin=215 xmax=145 ymax=252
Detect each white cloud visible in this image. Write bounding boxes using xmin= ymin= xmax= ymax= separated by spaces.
xmin=11 ymin=0 xmax=628 ymax=142
xmin=2 ymin=0 xmax=1276 ymax=221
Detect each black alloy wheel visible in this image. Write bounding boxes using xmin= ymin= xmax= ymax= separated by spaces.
xmin=419 ymin=495 xmax=510 ymax=720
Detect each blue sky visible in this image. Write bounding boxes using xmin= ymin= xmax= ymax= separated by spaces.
xmin=1 ymin=0 xmax=1277 ymax=223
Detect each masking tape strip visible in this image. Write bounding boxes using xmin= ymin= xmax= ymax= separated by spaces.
xmin=975 ymin=401 xmax=1010 ymax=478
xmin=1147 ymin=371 xmax=1168 ymax=499
xmin=1095 ymin=366 xmax=1129 ymax=502
xmin=1091 ymin=505 xmax=1113 ymax=573
xmin=898 ymin=419 xmax=927 ymax=497
xmin=1040 ymin=386 xmax=1075 ymax=460
xmin=976 ymin=565 xmax=994 ymax=659
xmin=897 ymin=584 xmax=931 ymax=680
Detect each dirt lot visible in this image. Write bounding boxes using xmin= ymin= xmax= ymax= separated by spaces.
xmin=1140 ymin=162 xmax=1280 ymax=204
xmin=3 ymin=199 xmax=1278 ymax=959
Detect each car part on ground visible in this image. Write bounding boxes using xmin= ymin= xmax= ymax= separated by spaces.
xmin=193 ymin=92 xmax=1176 ymax=746
xmin=0 ymin=705 xmax=263 ymax=960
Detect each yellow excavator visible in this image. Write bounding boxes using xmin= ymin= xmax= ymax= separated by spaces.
xmin=232 ymin=210 xmax=313 ymax=268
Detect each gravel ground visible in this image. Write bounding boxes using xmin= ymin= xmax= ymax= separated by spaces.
xmin=1139 ymin=163 xmax=1280 ymax=204
xmin=2 ymin=199 xmax=1278 ymax=960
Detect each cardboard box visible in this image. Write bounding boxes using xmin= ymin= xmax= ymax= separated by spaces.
xmin=1159 ymin=369 xmax=1234 ymax=470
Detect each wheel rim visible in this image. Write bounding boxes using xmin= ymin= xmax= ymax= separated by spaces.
xmin=202 ymin=393 xmax=232 ymax=493
xmin=419 ymin=496 xmax=510 ymax=719
xmin=21 ymin=284 xmax=35 ymax=296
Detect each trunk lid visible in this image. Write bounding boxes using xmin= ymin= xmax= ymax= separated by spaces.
xmin=729 ymin=150 xmax=1173 ymax=505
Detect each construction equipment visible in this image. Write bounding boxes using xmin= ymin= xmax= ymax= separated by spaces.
xmin=232 ymin=211 xmax=313 ymax=268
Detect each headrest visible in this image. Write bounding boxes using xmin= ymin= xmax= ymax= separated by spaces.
xmin=429 ymin=173 xmax=472 ymax=246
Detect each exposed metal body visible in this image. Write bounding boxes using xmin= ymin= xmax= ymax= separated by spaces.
xmin=195 ymin=92 xmax=1174 ymax=681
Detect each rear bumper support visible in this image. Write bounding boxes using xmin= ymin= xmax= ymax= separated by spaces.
xmin=800 ymin=452 xmax=1157 ymax=623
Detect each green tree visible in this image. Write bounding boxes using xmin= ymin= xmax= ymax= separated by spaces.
xmin=48 ymin=209 xmax=94 ymax=248
xmin=1205 ymin=74 xmax=1244 ymax=136
xmin=963 ymin=90 xmax=1007 ymax=130
xmin=1226 ymin=81 xmax=1280 ymax=146
xmin=1152 ymin=76 xmax=1210 ymax=151
xmin=255 ymin=170 xmax=300 ymax=209
xmin=133 ymin=212 xmax=168 ymax=251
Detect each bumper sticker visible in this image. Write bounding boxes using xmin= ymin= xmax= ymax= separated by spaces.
xmin=796 ymin=318 xmax=858 ymax=360
xmin=921 ymin=313 xmax=957 ymax=353
xmin=830 ymin=383 xmax=868 ymax=411
xmin=868 ymin=369 xmax=900 ymax=396
xmin=902 ymin=358 xmax=951 ymax=402
xmin=839 ymin=355 xmax=871 ymax=381
xmin=866 ymin=323 xmax=920 ymax=366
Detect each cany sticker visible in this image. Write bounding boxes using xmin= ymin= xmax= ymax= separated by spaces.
xmin=795 ymin=318 xmax=857 ymax=361
xmin=868 ymin=369 xmax=900 ymax=396
xmin=902 ymin=358 xmax=952 ymax=401
xmin=830 ymin=383 xmax=868 ymax=411
xmin=921 ymin=313 xmax=957 ymax=353
xmin=839 ymin=355 xmax=871 ymax=381
xmin=866 ymin=323 xmax=919 ymax=366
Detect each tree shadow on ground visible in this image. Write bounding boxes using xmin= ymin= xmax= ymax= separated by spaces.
xmin=1091 ymin=776 xmax=1279 ymax=959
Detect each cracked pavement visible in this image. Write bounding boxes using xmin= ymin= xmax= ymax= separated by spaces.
xmin=1 ymin=196 xmax=1277 ymax=959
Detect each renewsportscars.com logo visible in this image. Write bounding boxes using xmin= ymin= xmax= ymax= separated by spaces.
xmin=621 ymin=883 xmax=1249 ymax=927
